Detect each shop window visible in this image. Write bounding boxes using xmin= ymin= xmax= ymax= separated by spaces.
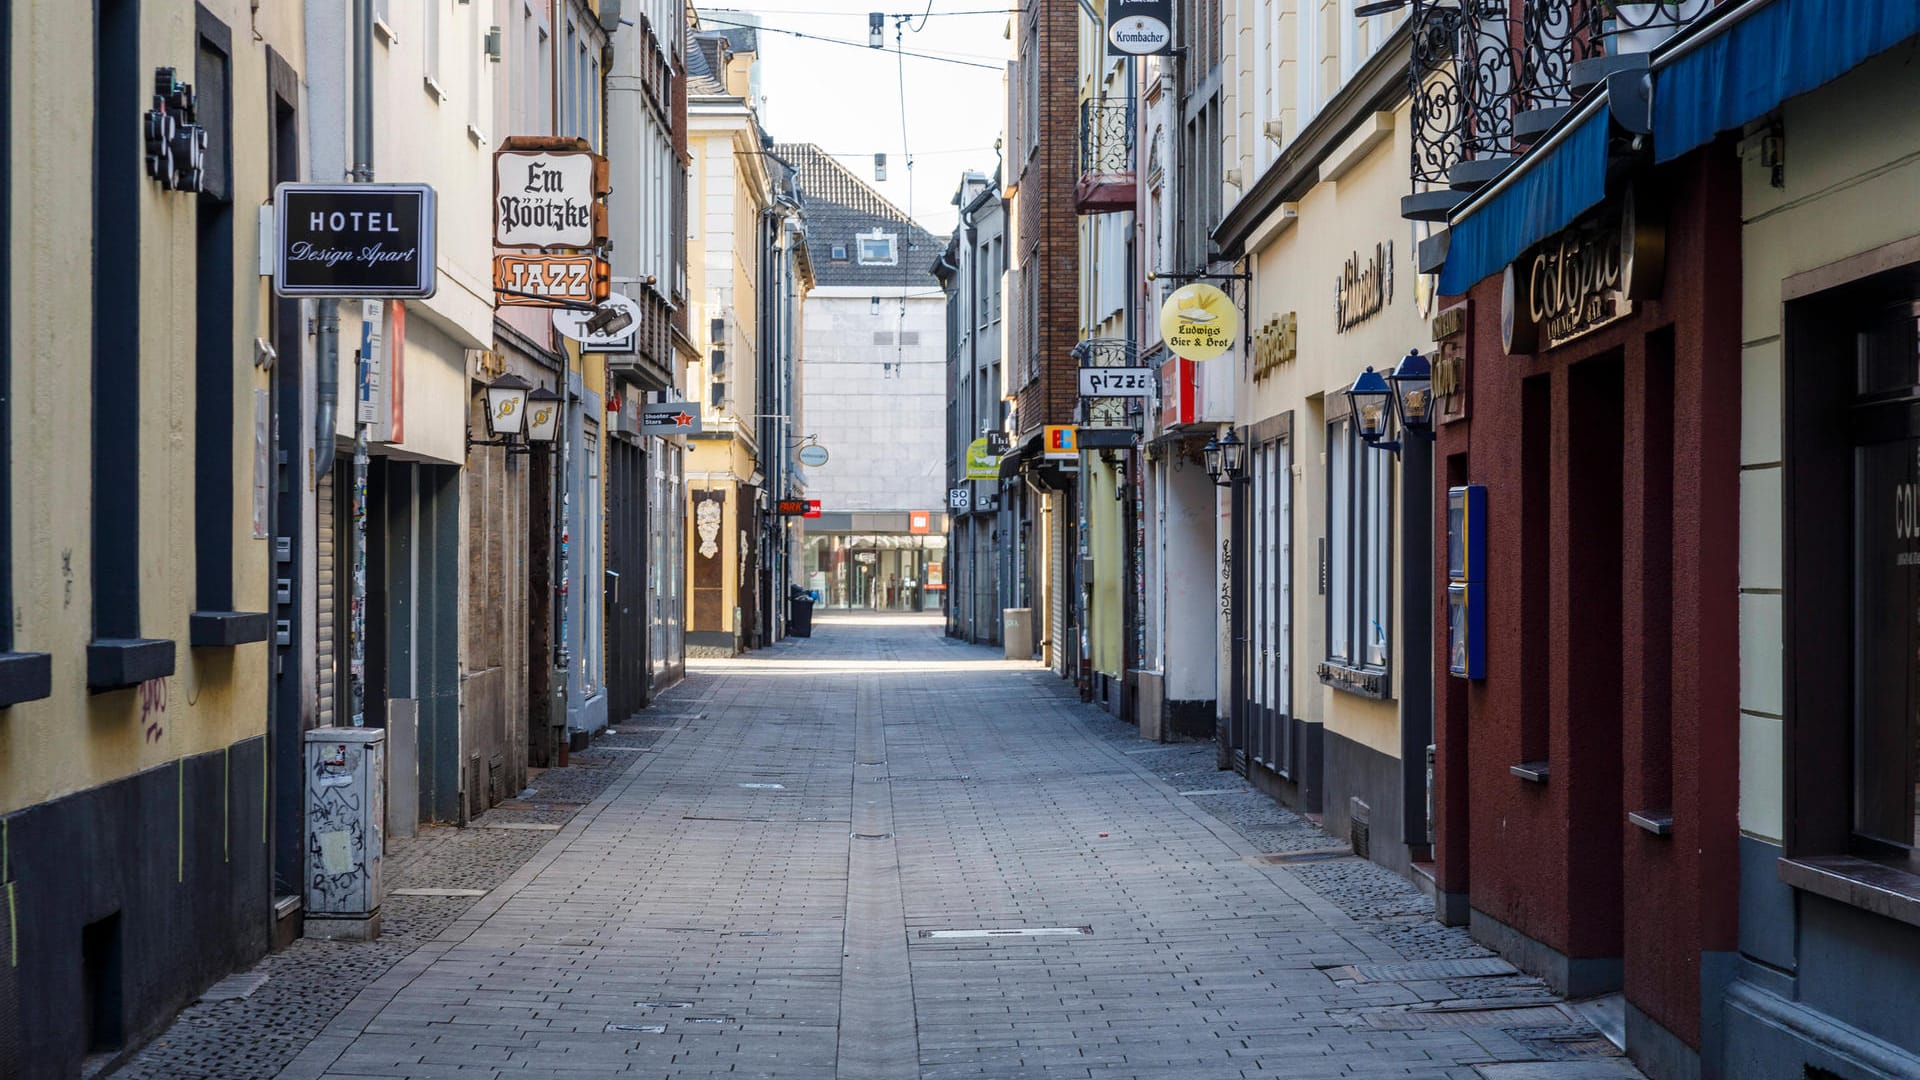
xmin=1325 ymin=415 xmax=1391 ymax=679
xmin=1785 ymin=274 xmax=1920 ymax=906
xmin=1849 ymin=301 xmax=1920 ymax=857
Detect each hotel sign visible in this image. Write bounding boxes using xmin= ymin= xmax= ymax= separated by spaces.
xmin=273 ymin=183 xmax=438 ymax=298
xmin=1502 ymin=191 xmax=1664 ymax=354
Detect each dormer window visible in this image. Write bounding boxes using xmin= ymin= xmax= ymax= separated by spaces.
xmin=856 ymin=230 xmax=898 ymax=266
xmin=830 ymin=243 xmax=849 ymax=261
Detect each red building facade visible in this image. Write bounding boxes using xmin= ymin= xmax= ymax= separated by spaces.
xmin=1427 ymin=146 xmax=1743 ymax=1074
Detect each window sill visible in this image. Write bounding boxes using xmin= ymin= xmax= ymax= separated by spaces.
xmin=423 ymin=75 xmax=445 ymax=102
xmin=1510 ymin=761 xmax=1550 ymax=784
xmin=1316 ymin=661 xmax=1390 ymax=700
xmin=0 ymin=651 xmax=52 ymax=708
xmin=1779 ymin=855 xmax=1920 ymax=931
xmin=373 ymin=17 xmax=396 ymax=44
xmin=1628 ymin=809 xmax=1673 ymax=836
xmin=190 ymin=611 xmax=272 ymax=647
xmin=467 ymin=124 xmax=487 ymax=147
xmin=86 ymin=638 xmax=176 ymax=692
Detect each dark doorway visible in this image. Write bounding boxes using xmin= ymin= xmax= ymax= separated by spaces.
xmin=80 ymin=912 xmax=124 ymax=1056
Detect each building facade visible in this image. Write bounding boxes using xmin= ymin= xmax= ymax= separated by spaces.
xmin=939 ymin=171 xmax=1007 ymax=645
xmin=777 ymin=144 xmax=948 ymax=613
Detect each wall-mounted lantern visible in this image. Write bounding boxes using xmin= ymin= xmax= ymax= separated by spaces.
xmin=524 ymin=386 xmax=563 ymax=443
xmin=484 ymin=373 xmax=532 ymax=438
xmin=1201 ymin=427 xmax=1244 ymax=487
xmin=1347 ymin=349 xmax=1435 ymax=456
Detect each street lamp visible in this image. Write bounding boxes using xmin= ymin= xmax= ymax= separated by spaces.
xmin=525 ymin=385 xmax=563 ymax=443
xmin=1346 ymin=349 xmax=1434 ymax=456
xmin=484 ymin=373 xmax=533 ymax=438
xmin=1202 ymin=427 xmax=1244 ymax=487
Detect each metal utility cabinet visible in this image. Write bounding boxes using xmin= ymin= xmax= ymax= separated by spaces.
xmin=304 ymin=726 xmax=387 ymax=940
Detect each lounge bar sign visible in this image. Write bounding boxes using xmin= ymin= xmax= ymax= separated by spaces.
xmin=494 ymin=141 xmax=610 ymax=250
xmin=1502 ymin=191 xmax=1664 ymax=354
xmin=1334 ymin=242 xmax=1392 ymax=332
xmin=1106 ymin=0 xmax=1172 ymax=55
xmin=273 ymin=183 xmax=437 ymax=298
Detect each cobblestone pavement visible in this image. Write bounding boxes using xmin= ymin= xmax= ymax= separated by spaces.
xmin=121 ymin=614 xmax=1642 ymax=1079
xmin=113 ymin=732 xmax=662 ymax=1080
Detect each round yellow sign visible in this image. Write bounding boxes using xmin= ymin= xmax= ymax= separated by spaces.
xmin=1159 ymin=283 xmax=1239 ymax=362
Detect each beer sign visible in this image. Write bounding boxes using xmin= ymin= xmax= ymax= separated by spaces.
xmin=1159 ymin=284 xmax=1238 ymax=363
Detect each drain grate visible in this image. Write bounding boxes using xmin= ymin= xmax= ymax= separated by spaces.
xmin=1361 ymin=1005 xmax=1571 ymax=1030
xmin=198 ymin=973 xmax=269 ymax=1003
xmin=888 ymin=775 xmax=972 ymax=782
xmin=853 ymin=833 xmax=893 ymax=841
xmin=1320 ymin=957 xmax=1518 ymax=982
xmin=683 ymin=815 xmax=772 ymax=822
xmin=391 ymin=888 xmax=488 ymax=898
xmin=738 ymin=782 xmax=787 ymax=790
xmin=1247 ymin=848 xmax=1355 ymax=865
xmin=605 ymin=1023 xmax=667 ymax=1034
xmin=917 ymin=926 xmax=1093 ymax=939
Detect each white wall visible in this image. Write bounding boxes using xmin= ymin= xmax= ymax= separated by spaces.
xmin=801 ymin=289 xmax=947 ymax=513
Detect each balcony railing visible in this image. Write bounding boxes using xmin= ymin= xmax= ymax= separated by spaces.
xmin=1076 ymin=99 xmax=1136 ymax=215
xmin=1405 ymin=0 xmax=1707 ymax=221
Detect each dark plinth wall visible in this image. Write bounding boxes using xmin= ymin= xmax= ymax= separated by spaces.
xmin=1431 ymin=144 xmax=1742 ymax=1078
xmin=0 ymin=736 xmax=270 ymax=1078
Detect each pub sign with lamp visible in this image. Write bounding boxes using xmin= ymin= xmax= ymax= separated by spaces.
xmin=1447 ymin=484 xmax=1487 ymax=680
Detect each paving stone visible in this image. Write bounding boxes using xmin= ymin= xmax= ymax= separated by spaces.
xmin=110 ymin=613 xmax=1639 ymax=1080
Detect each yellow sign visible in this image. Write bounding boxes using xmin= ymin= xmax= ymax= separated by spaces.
xmin=1159 ymin=283 xmax=1239 ymax=362
xmin=1044 ymin=425 xmax=1078 ymax=460
xmin=965 ymin=437 xmax=1001 ymax=481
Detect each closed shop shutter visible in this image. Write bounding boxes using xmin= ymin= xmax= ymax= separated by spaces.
xmin=317 ymin=465 xmax=336 ymax=728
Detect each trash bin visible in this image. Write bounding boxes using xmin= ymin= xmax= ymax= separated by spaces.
xmin=787 ymin=586 xmax=815 ymax=638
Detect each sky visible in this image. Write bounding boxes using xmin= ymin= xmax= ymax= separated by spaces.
xmin=701 ymin=2 xmax=1012 ymax=237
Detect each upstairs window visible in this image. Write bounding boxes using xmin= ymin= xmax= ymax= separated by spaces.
xmin=857 ymin=231 xmax=897 ymax=266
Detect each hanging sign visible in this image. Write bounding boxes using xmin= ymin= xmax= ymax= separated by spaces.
xmin=965 ymin=437 xmax=1001 ymax=480
xmin=553 ymin=293 xmax=642 ymax=352
xmin=1078 ymin=367 xmax=1155 ymax=397
xmin=639 ymin=399 xmax=703 ymax=435
xmin=1106 ymin=0 xmax=1172 ymax=55
xmin=949 ymin=487 xmax=971 ymax=511
xmin=1159 ymin=283 xmax=1238 ymax=362
xmin=1043 ymin=425 xmax=1079 ymax=460
xmin=273 ymin=183 xmax=437 ymax=298
xmin=493 ymin=146 xmax=609 ymax=249
xmin=797 ymin=444 xmax=831 ymax=467
xmin=494 ymin=253 xmax=598 ymax=307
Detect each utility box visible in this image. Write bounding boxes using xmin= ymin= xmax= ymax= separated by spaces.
xmin=304 ymin=726 xmax=386 ymax=941
xmin=1003 ymin=608 xmax=1032 ymax=661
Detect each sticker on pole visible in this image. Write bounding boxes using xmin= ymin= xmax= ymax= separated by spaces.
xmin=1159 ymin=283 xmax=1238 ymax=362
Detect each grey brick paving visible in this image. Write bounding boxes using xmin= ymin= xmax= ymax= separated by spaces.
xmin=118 ymin=613 xmax=1642 ymax=1080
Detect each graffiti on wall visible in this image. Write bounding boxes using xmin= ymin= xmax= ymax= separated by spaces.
xmin=140 ymin=677 xmax=168 ymax=742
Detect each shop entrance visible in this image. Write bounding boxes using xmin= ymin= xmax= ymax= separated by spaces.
xmin=803 ymin=533 xmax=947 ymax=611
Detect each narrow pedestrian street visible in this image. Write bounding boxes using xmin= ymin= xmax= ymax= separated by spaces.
xmin=128 ymin=615 xmax=1638 ymax=1080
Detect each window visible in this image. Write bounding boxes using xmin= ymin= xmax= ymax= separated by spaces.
xmin=582 ymin=430 xmax=602 ymax=695
xmin=93 ymin=0 xmax=143 ymax=645
xmin=195 ymin=14 xmax=237 ymax=617
xmin=467 ymin=0 xmax=485 ymax=136
xmin=1851 ymin=301 xmax=1920 ymax=856
xmin=990 ymin=238 xmax=1002 ymax=323
xmin=857 ymin=231 xmax=897 ymax=266
xmin=830 ymin=243 xmax=848 ymax=261
xmin=423 ymin=0 xmax=442 ymax=93
xmin=976 ymin=250 xmax=989 ymax=330
xmin=1326 ymin=415 xmax=1392 ymax=678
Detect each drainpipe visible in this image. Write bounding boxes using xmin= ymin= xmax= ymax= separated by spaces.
xmin=348 ymin=0 xmax=375 ymax=728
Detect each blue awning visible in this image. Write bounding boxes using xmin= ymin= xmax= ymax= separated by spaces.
xmin=1655 ymin=0 xmax=1920 ymax=163
xmin=1437 ymin=107 xmax=1610 ymax=297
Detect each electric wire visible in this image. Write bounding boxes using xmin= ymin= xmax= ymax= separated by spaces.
xmin=694 ymin=14 xmax=1004 ymax=68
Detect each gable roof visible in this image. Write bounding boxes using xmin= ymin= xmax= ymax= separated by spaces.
xmin=686 ymin=28 xmax=727 ymax=96
xmin=772 ymin=143 xmax=944 ymax=290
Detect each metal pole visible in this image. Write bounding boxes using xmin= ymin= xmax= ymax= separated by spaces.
xmin=348 ymin=0 xmax=374 ymax=727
